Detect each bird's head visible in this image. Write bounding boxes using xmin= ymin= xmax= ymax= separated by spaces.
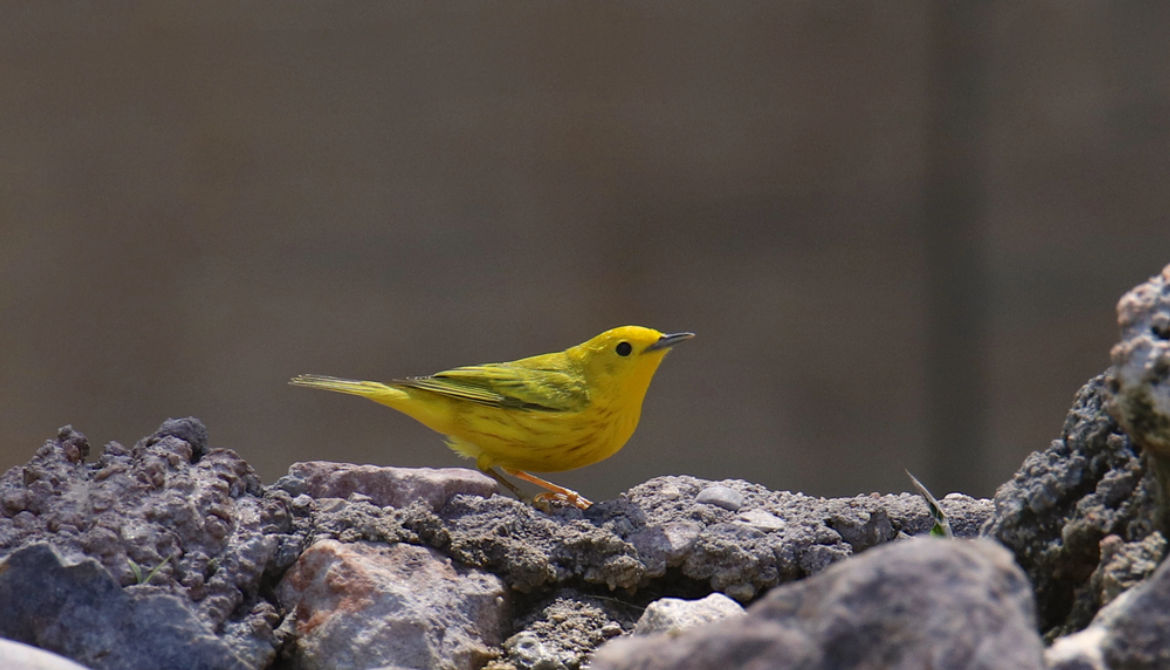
xmin=569 ymin=326 xmax=694 ymax=398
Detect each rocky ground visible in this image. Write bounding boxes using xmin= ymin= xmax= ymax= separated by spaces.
xmin=3 ymin=265 xmax=1170 ymax=670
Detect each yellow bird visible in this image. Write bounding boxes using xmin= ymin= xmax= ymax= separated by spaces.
xmin=290 ymin=326 xmax=693 ymax=509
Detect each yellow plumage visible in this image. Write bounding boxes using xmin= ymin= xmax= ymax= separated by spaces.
xmin=290 ymin=325 xmax=693 ymax=508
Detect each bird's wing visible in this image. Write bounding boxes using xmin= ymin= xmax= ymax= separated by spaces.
xmin=394 ymin=362 xmax=589 ymax=412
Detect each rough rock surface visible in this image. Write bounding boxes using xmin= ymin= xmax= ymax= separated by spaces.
xmin=276 ymin=461 xmax=499 ymax=511
xmin=495 ymin=590 xmax=630 ymax=670
xmin=0 ymin=419 xmax=295 ymax=669
xmin=276 ymin=539 xmax=507 ymax=670
xmin=388 ymin=475 xmax=991 ymax=600
xmin=1106 ymin=263 xmax=1170 ymax=457
xmin=0 ymin=543 xmax=250 ymax=670
xmin=1047 ymin=542 xmax=1170 ymax=670
xmin=590 ymin=538 xmax=1046 ymax=670
xmin=0 ymin=427 xmax=993 ymax=670
xmin=983 ymin=375 xmax=1163 ymax=637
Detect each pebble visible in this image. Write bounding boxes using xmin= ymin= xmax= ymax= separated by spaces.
xmin=696 ymin=485 xmax=744 ymax=511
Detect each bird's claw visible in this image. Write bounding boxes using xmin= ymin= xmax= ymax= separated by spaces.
xmin=532 ymin=490 xmax=593 ymax=510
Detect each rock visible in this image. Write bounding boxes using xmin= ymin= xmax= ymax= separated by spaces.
xmin=0 ymin=543 xmax=250 ymax=670
xmin=276 ymin=539 xmax=508 ymax=670
xmin=633 ymin=592 xmax=745 ymax=635
xmin=397 ymin=476 xmax=991 ymax=600
xmin=0 ymin=419 xmax=998 ymax=669
xmin=0 ymin=638 xmax=91 ymax=670
xmin=983 ymin=375 xmax=1161 ymax=637
xmin=274 ymin=461 xmax=500 ymax=511
xmin=503 ymin=631 xmax=577 ymax=670
xmin=1106 ymin=264 xmax=1170 ymax=457
xmin=695 ymin=484 xmax=744 ymax=510
xmin=150 ymin=416 xmax=210 ymax=459
xmin=500 ymin=591 xmax=629 ymax=670
xmin=590 ymin=538 xmax=1046 ymax=670
xmin=0 ymin=419 xmax=293 ymax=668
xmin=1045 ymin=629 xmax=1108 ymax=670
xmin=1087 ymin=532 xmax=1166 ymax=608
xmin=1047 ymin=543 xmax=1170 ymax=669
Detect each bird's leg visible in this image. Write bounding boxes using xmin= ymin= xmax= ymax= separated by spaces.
xmin=480 ymin=467 xmax=527 ymax=501
xmin=503 ymin=468 xmax=593 ymax=510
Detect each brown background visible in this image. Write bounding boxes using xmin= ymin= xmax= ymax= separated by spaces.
xmin=3 ymin=4 xmax=1168 ymax=500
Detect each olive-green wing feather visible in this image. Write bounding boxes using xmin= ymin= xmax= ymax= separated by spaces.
xmin=394 ymin=362 xmax=589 ymax=412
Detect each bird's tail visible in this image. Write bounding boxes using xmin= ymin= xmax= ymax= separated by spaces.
xmin=289 ymin=374 xmax=404 ymax=403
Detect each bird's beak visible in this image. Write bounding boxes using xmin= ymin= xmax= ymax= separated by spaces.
xmin=646 ymin=331 xmax=695 ymax=352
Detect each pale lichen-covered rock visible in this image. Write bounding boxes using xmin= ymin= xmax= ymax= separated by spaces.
xmin=1107 ymin=263 xmax=1170 ymax=458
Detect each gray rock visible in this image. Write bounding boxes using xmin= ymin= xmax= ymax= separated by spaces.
xmin=0 ymin=543 xmax=249 ymax=670
xmin=275 ymin=539 xmax=508 ymax=670
xmin=0 ymin=419 xmax=292 ymax=668
xmin=633 ymin=592 xmax=745 ymax=635
xmin=695 ymin=484 xmax=744 ymax=510
xmin=1048 ymin=542 xmax=1170 ymax=669
xmin=274 ymin=461 xmax=500 ymax=511
xmin=0 ymin=420 xmax=999 ymax=669
xmin=396 ymin=475 xmax=991 ymax=600
xmin=0 ymin=639 xmax=91 ymax=670
xmin=501 ymin=590 xmax=630 ymax=670
xmin=983 ymin=375 xmax=1162 ymax=637
xmin=591 ymin=538 xmax=1046 ymax=670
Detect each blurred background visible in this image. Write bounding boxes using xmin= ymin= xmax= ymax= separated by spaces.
xmin=2 ymin=4 xmax=1168 ymax=500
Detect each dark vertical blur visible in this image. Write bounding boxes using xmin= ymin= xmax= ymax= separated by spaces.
xmin=922 ymin=3 xmax=990 ymax=493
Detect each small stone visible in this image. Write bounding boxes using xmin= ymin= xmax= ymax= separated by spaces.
xmin=150 ymin=417 xmax=209 ymax=458
xmin=736 ymin=509 xmax=785 ymax=532
xmin=503 ymin=631 xmax=573 ymax=670
xmin=633 ymin=593 xmax=745 ymax=635
xmin=696 ymin=485 xmax=744 ymax=511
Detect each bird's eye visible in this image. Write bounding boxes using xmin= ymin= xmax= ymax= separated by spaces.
xmin=615 ymin=341 xmax=632 ymax=357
